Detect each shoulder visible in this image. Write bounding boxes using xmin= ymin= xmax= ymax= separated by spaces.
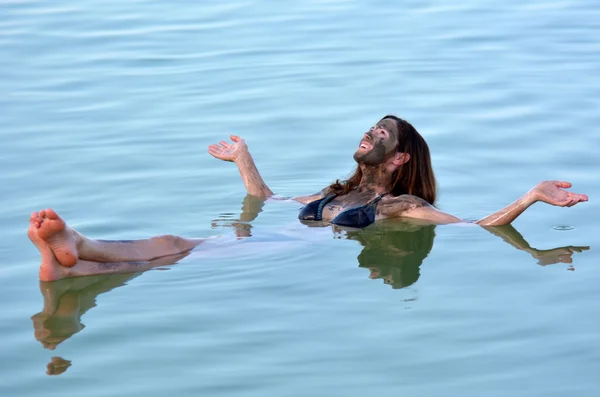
xmin=377 ymin=194 xmax=431 ymax=218
xmin=378 ymin=194 xmax=463 ymax=224
xmin=292 ymin=187 xmax=332 ymax=205
xmin=379 ymin=194 xmax=431 ymax=213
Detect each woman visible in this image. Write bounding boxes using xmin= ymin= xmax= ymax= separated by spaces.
xmin=208 ymin=115 xmax=587 ymax=226
xmin=29 ymin=115 xmax=587 ymax=281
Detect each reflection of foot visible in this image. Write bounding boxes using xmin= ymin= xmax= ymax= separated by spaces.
xmin=32 ymin=311 xmax=83 ymax=350
xmin=28 ymin=213 xmax=71 ymax=281
xmin=33 ymin=209 xmax=79 ymax=268
xmin=46 ymin=356 xmax=72 ymax=376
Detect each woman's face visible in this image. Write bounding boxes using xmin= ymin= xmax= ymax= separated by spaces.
xmin=353 ymin=118 xmax=399 ymax=166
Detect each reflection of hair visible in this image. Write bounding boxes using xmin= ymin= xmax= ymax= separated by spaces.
xmin=350 ymin=224 xmax=435 ymax=289
xmin=328 ymin=115 xmax=437 ymax=204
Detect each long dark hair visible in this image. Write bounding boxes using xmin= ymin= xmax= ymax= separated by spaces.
xmin=328 ymin=115 xmax=437 ymax=204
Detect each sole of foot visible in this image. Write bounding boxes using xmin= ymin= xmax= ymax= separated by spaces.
xmin=28 ymin=213 xmax=71 ymax=281
xmin=35 ymin=209 xmax=78 ymax=268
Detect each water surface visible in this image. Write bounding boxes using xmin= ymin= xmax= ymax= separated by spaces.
xmin=1 ymin=0 xmax=599 ymax=396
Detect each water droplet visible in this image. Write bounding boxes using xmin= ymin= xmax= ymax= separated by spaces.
xmin=552 ymin=225 xmax=575 ymax=231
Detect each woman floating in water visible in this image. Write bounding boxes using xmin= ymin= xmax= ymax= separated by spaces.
xmin=28 ymin=115 xmax=588 ymax=281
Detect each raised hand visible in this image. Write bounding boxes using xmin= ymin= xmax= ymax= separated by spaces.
xmin=207 ymin=136 xmax=274 ymax=197
xmin=208 ymin=135 xmax=248 ymax=162
xmin=533 ymin=181 xmax=588 ymax=207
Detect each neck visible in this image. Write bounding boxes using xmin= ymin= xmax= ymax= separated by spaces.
xmin=356 ymin=164 xmax=394 ymax=195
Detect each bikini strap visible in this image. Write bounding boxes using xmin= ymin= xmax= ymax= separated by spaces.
xmin=372 ymin=193 xmax=386 ymax=204
xmin=316 ymin=194 xmax=337 ymax=220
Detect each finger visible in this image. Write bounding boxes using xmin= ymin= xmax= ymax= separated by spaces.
xmin=230 ymin=135 xmax=241 ymax=142
xmin=567 ymin=194 xmax=587 ymax=206
xmin=554 ymin=181 xmax=572 ymax=188
xmin=569 ymin=246 xmax=589 ymax=253
xmin=220 ymin=141 xmax=230 ymax=147
xmin=207 ymin=149 xmax=223 ymax=158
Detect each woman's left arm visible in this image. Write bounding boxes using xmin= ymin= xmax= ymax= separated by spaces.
xmin=475 ymin=181 xmax=587 ymax=226
xmin=383 ymin=181 xmax=588 ymax=225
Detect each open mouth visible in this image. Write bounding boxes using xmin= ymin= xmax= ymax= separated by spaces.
xmin=359 ymin=136 xmax=373 ymax=151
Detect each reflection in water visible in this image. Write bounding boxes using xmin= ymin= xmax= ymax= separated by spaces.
xmin=346 ymin=221 xmax=435 ymax=289
xmin=224 ymin=194 xmax=590 ymax=287
xmin=343 ymin=221 xmax=590 ymax=289
xmin=32 ymin=272 xmax=142 ymax=351
xmin=46 ymin=357 xmax=72 ymax=376
xmin=484 ymin=224 xmax=590 ymax=266
xmin=29 ymin=199 xmax=590 ymax=376
xmin=212 ymin=195 xmax=265 ymax=238
xmin=30 ymin=252 xmax=191 ymax=376
xmin=31 ymin=252 xmax=190 ymax=351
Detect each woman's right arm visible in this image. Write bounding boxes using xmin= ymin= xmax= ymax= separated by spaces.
xmin=209 ymin=135 xmax=327 ymax=204
xmin=208 ymin=135 xmax=274 ymax=198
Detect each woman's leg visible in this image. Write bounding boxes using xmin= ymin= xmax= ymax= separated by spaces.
xmin=31 ymin=209 xmax=206 ymax=267
xmin=29 ymin=217 xmax=195 ymax=281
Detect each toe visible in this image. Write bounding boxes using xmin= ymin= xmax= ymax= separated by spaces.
xmin=46 ymin=209 xmax=59 ymax=219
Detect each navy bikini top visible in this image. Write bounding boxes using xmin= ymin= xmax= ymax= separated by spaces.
xmin=298 ymin=193 xmax=386 ymax=229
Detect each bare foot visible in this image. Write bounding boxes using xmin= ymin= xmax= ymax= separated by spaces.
xmin=28 ymin=213 xmax=71 ymax=281
xmin=34 ymin=209 xmax=79 ymax=268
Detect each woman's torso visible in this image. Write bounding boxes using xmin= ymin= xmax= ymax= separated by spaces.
xmin=299 ymin=189 xmax=386 ymax=228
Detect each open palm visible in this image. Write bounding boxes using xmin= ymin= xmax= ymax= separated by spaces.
xmin=208 ymin=135 xmax=248 ymax=162
xmin=534 ymin=181 xmax=588 ymax=207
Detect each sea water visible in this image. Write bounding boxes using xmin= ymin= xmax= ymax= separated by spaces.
xmin=1 ymin=1 xmax=599 ymax=395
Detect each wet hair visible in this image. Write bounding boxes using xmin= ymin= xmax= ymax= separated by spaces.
xmin=328 ymin=115 xmax=437 ymax=204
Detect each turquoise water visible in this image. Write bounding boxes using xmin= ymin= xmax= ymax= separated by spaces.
xmin=2 ymin=0 xmax=599 ymax=395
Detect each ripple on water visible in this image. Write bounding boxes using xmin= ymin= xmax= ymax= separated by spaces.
xmin=553 ymin=225 xmax=576 ymax=231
